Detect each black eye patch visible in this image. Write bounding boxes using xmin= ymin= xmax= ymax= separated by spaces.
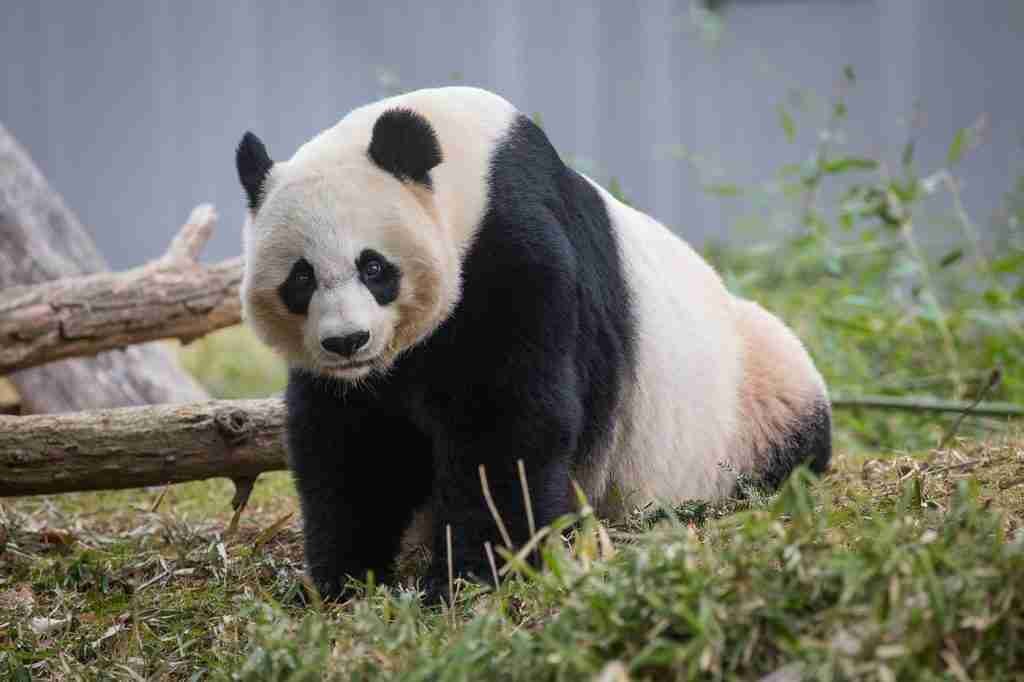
xmin=357 ymin=249 xmax=400 ymax=306
xmin=278 ymin=258 xmax=317 ymax=315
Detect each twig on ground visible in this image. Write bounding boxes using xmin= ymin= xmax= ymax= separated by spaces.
xmin=940 ymin=369 xmax=1003 ymax=448
xmin=831 ymin=394 xmax=1023 ymax=418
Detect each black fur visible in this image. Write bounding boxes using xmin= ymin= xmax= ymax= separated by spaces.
xmin=357 ymin=249 xmax=401 ymax=306
xmin=286 ymin=370 xmax=433 ymax=597
xmin=236 ymin=131 xmax=273 ymax=211
xmin=286 ymin=114 xmax=635 ymax=602
xmin=367 ymin=108 xmax=443 ymax=187
xmin=278 ymin=258 xmax=316 ymax=316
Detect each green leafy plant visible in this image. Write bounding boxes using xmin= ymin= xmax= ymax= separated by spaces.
xmin=697 ymin=67 xmax=1023 ymax=453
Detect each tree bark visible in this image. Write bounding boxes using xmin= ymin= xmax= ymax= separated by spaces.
xmin=0 ymin=205 xmax=242 ymax=375
xmin=0 ymin=399 xmax=287 ymax=497
xmin=0 ymin=122 xmax=207 ymax=413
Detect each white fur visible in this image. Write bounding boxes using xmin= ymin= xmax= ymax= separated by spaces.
xmin=242 ymin=86 xmax=827 ymax=522
xmin=582 ymin=178 xmax=827 ymax=517
xmin=284 ymin=86 xmax=517 ymax=251
xmin=242 ymin=88 xmax=517 ymax=378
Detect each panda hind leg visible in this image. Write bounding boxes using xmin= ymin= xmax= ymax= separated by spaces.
xmin=733 ymin=300 xmax=832 ymax=494
xmin=748 ymin=400 xmax=832 ymax=492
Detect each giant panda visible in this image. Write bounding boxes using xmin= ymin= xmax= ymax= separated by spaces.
xmin=235 ymin=86 xmax=831 ymax=602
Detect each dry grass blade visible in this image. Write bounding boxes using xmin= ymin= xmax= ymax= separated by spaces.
xmin=484 ymin=541 xmax=500 ymax=589
xmin=446 ymin=523 xmax=456 ymax=613
xmin=300 ymin=574 xmax=323 ymax=612
xmin=149 ymin=486 xmax=169 ymax=513
xmin=498 ymin=527 xmax=551 ymax=577
xmin=252 ymin=512 xmax=294 ymax=551
xmin=478 ymin=465 xmax=513 ymax=549
xmin=135 ymin=570 xmax=171 ymax=593
xmin=517 ymin=459 xmax=537 ymax=540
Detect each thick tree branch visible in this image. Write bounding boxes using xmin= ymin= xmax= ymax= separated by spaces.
xmin=0 ymin=399 xmax=286 ymax=497
xmin=0 ymin=205 xmax=243 ymax=375
xmin=1 ymin=392 xmax=1021 ymax=498
xmin=0 ymin=122 xmax=207 ymax=412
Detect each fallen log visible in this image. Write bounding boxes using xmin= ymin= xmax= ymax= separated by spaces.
xmin=0 ymin=204 xmax=243 ymax=375
xmin=0 ymin=399 xmax=286 ymax=497
xmin=1 ymin=391 xmax=1021 ymax=498
xmin=0 ymin=122 xmax=207 ymax=412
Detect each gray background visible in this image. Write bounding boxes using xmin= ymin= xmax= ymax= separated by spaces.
xmin=2 ymin=0 xmax=1021 ymax=269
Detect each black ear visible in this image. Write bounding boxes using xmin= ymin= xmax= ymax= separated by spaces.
xmin=367 ymin=108 xmax=443 ymax=187
xmin=236 ymin=131 xmax=273 ymax=211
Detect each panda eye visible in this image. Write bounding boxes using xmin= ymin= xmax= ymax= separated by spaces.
xmin=290 ymin=259 xmax=316 ymax=286
xmin=278 ymin=258 xmax=317 ymax=316
xmin=356 ymin=249 xmax=400 ymax=305
xmin=361 ymin=258 xmax=384 ymax=280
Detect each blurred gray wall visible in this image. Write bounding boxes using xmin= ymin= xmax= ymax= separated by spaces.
xmin=2 ymin=0 xmax=1021 ymax=269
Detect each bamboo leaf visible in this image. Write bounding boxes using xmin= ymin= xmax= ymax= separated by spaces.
xmin=778 ymin=104 xmax=796 ymax=143
xmin=704 ymin=183 xmax=742 ymax=197
xmin=947 ymin=127 xmax=973 ymax=167
xmin=938 ymin=248 xmax=964 ymax=268
xmin=822 ymin=157 xmax=878 ymax=175
xmin=901 ymin=140 xmax=915 ymax=168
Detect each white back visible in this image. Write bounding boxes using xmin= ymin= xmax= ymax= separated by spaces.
xmin=579 ymin=178 xmax=746 ymax=514
xmin=583 ymin=179 xmax=827 ymax=516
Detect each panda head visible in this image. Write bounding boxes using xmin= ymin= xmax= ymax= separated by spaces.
xmin=236 ymin=108 xmax=457 ymax=381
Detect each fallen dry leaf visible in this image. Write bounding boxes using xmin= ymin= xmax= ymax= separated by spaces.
xmin=29 ymin=616 xmax=68 ymax=636
xmin=39 ymin=527 xmax=76 ymax=548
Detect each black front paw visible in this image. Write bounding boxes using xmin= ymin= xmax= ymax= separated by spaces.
xmin=418 ymin=573 xmax=451 ymax=605
xmin=308 ymin=574 xmax=355 ymax=605
xmin=419 ymin=562 xmax=494 ymax=605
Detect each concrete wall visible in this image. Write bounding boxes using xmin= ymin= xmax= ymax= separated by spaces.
xmin=2 ymin=0 xmax=1021 ymax=268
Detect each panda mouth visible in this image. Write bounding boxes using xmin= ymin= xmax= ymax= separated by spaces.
xmin=340 ymin=359 xmax=374 ymax=369
xmin=323 ymin=357 xmax=377 ymax=373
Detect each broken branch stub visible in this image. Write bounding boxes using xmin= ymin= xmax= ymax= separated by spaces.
xmin=0 ymin=204 xmax=244 ymax=375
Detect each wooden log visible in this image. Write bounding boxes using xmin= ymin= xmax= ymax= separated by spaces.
xmin=0 ymin=378 xmax=18 ymax=415
xmin=0 ymin=205 xmax=243 ymax=374
xmin=0 ymin=399 xmax=287 ymax=497
xmin=0 ymin=122 xmax=207 ymax=413
xmin=1 ymin=389 xmax=1020 ymax=498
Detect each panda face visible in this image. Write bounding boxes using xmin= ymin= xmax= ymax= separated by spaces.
xmin=241 ymin=165 xmax=453 ymax=381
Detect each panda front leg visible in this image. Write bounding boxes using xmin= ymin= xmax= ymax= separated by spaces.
xmin=285 ymin=371 xmax=433 ymax=602
xmin=422 ymin=362 xmax=583 ymax=602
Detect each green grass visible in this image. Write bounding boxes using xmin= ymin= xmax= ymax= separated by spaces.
xmin=705 ymin=239 xmax=1024 ymax=457
xmin=178 ymin=326 xmax=287 ymax=399
xmin=2 ymin=437 xmax=1022 ymax=680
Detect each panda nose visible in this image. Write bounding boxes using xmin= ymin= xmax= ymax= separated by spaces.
xmin=321 ymin=331 xmax=370 ymax=358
